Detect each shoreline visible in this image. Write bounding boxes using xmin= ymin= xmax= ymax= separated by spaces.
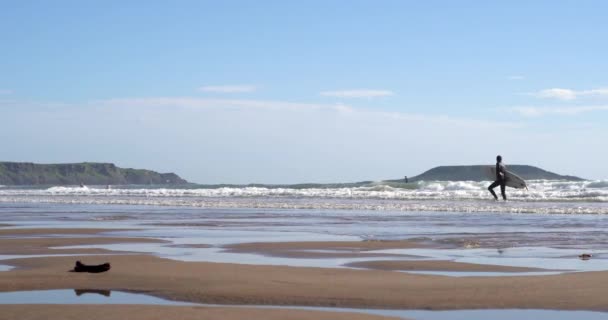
xmin=1 ymin=224 xmax=607 ymax=320
xmin=1 ymin=254 xmax=607 ymax=311
xmin=0 ymin=304 xmax=402 ymax=320
xmin=2 ymin=197 xmax=608 ymax=215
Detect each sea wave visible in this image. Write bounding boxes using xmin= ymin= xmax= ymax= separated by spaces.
xmin=0 ymin=195 xmax=606 ymax=215
xmin=0 ymin=180 xmax=606 ymax=214
xmin=0 ymin=180 xmax=606 ymax=202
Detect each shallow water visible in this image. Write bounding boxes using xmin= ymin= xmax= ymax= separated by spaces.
xmin=54 ymin=242 xmax=606 ymax=275
xmin=374 ymin=247 xmax=608 ymax=273
xmin=246 ymin=305 xmax=608 ymax=320
xmin=2 ymin=203 xmax=607 ymax=275
xmin=0 ymin=264 xmax=12 ymax=271
xmin=3 ymin=203 xmax=608 ymax=247
xmin=0 ymin=290 xmax=606 ymax=320
xmin=0 ymin=289 xmax=193 ymax=305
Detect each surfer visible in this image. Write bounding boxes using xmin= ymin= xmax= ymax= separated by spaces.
xmin=488 ymin=155 xmax=507 ymax=201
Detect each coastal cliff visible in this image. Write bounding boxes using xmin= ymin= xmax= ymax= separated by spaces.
xmin=0 ymin=162 xmax=188 ymax=185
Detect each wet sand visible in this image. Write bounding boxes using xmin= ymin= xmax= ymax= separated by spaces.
xmin=1 ymin=251 xmax=608 ymax=311
xmin=0 ymin=305 xmax=400 ymax=320
xmin=0 ymin=237 xmax=167 ymax=255
xmin=0 ymin=228 xmax=166 ymax=255
xmin=224 ymin=240 xmax=426 ymax=259
xmin=346 ymin=260 xmax=552 ymax=272
xmin=1 ymin=228 xmax=607 ymax=319
xmin=225 ymin=239 xmax=428 ymax=251
xmin=0 ymin=228 xmax=133 ymax=236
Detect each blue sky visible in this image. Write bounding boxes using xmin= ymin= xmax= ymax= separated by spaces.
xmin=1 ymin=1 xmax=607 ymax=183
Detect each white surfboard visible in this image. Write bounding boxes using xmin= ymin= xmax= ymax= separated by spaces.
xmin=485 ymin=166 xmax=527 ymax=189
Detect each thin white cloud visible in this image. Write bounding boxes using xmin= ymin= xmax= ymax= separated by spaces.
xmin=198 ymin=85 xmax=257 ymax=93
xmin=533 ymin=87 xmax=608 ymax=100
xmin=0 ymin=89 xmax=13 ymax=95
xmin=509 ymin=105 xmax=608 ymax=117
xmin=96 ymin=97 xmax=517 ymax=130
xmin=507 ymin=75 xmax=524 ymax=80
xmin=535 ymin=88 xmax=577 ymax=100
xmin=2 ymin=95 xmax=518 ymax=131
xmin=366 ymin=110 xmax=520 ymax=129
xmin=584 ymin=88 xmax=608 ymax=96
xmin=98 ymin=97 xmax=353 ymax=113
xmin=320 ymin=89 xmax=394 ymax=99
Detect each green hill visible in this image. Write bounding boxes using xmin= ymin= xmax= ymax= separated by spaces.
xmin=0 ymin=162 xmax=188 ymax=186
xmin=400 ymin=165 xmax=583 ymax=182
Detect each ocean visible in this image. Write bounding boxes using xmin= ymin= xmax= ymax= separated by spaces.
xmin=2 ymin=179 xmax=608 ymax=316
xmin=1 ymin=179 xmax=608 ymax=271
xmin=1 ymin=179 xmax=607 ymax=214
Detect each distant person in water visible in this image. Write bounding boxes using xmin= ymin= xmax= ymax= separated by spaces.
xmin=488 ymin=155 xmax=507 ymax=201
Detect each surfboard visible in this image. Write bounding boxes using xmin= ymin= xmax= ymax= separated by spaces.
xmin=485 ymin=166 xmax=527 ymax=189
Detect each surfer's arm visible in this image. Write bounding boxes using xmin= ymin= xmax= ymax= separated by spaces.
xmin=498 ymin=165 xmax=506 ymax=178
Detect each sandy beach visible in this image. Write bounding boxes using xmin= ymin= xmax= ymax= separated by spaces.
xmin=0 ymin=209 xmax=608 ymax=319
xmin=223 ymin=239 xmax=428 ymax=259
xmin=345 ymin=259 xmax=550 ymax=272
xmin=2 ymin=253 xmax=607 ymax=310
xmin=0 ymin=305 xmax=400 ymax=320
xmin=1 ymin=227 xmax=607 ymax=319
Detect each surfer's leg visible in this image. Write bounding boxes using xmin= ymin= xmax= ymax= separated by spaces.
xmin=500 ymin=181 xmax=507 ymax=201
xmin=488 ymin=181 xmax=499 ymax=200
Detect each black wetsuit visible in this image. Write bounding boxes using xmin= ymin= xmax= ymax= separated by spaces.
xmin=488 ymin=162 xmax=507 ymax=200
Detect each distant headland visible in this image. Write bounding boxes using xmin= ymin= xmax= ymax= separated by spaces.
xmin=0 ymin=162 xmax=188 ymax=186
xmin=0 ymin=162 xmax=583 ymax=187
xmin=399 ymin=165 xmax=584 ymax=183
xmin=199 ymin=165 xmax=584 ymax=189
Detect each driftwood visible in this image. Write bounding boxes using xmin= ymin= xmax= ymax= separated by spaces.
xmin=74 ymin=289 xmax=111 ymax=296
xmin=72 ymin=261 xmax=111 ymax=273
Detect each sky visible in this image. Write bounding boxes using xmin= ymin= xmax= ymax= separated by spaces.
xmin=1 ymin=1 xmax=607 ymax=183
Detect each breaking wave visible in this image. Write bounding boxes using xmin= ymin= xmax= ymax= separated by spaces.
xmin=0 ymin=180 xmax=606 ymax=214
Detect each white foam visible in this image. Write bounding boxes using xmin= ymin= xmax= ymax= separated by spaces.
xmin=0 ymin=180 xmax=606 ymax=214
xmin=4 ymin=179 xmax=604 ymax=201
